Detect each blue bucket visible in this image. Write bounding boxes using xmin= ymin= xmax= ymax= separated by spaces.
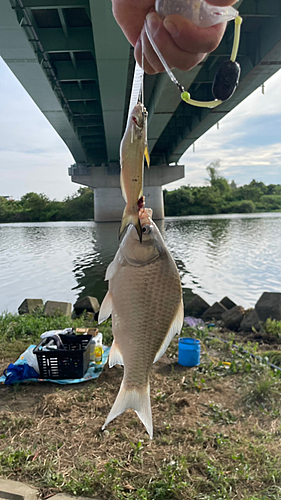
xmin=178 ymin=338 xmax=200 ymax=367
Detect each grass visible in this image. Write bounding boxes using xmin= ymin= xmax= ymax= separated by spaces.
xmin=0 ymin=313 xmax=281 ymax=499
xmin=0 ymin=308 xmax=113 ymax=360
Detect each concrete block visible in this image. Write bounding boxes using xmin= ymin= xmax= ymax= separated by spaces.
xmin=184 ymin=294 xmax=210 ymax=317
xmin=220 ymin=296 xmax=236 ymax=310
xmin=44 ymin=300 xmax=72 ymax=317
xmin=0 ymin=478 xmax=37 ymax=500
xmin=74 ymin=296 xmax=100 ymax=316
xmin=18 ymin=298 xmax=43 ymax=315
xmin=203 ymin=302 xmax=227 ymax=321
xmin=221 ymin=305 xmax=245 ymax=331
xmin=255 ymin=292 xmax=281 ymax=322
xmin=241 ymin=308 xmax=261 ymax=332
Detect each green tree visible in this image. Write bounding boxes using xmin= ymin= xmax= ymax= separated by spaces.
xmin=164 ymin=187 xmax=194 ymax=216
xmin=60 ymin=187 xmax=94 ymax=220
xmin=20 ymin=192 xmax=49 ymax=221
xmin=206 ymin=160 xmax=231 ymax=197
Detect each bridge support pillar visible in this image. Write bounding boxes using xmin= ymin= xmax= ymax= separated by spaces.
xmin=94 ymin=185 xmax=164 ymax=222
xmin=69 ymin=163 xmax=184 ymax=222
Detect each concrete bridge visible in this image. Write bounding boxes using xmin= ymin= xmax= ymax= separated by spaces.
xmin=1 ymin=0 xmax=281 ymax=219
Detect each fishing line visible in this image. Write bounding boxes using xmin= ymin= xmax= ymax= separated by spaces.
xmin=144 ymin=19 xmax=184 ymax=93
xmin=140 ymin=28 xmax=145 ymax=105
xmin=144 ymin=13 xmax=243 ymax=108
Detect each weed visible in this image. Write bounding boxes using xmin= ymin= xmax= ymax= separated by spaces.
xmin=201 ymin=402 xmax=237 ymax=425
xmin=243 ymin=372 xmax=281 ymax=408
xmin=263 ymin=318 xmax=281 ymax=340
xmin=0 ymin=448 xmax=32 ymax=470
xmin=129 ymin=440 xmax=144 ymax=463
xmin=148 ymin=458 xmax=189 ymax=499
xmin=263 ymin=350 xmax=281 ymax=367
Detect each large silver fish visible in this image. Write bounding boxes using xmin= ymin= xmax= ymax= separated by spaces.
xmin=98 ymin=208 xmax=183 ymax=438
xmin=119 ymin=102 xmax=150 ymax=242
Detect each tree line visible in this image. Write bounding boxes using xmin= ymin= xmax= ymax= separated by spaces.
xmin=0 ymin=162 xmax=280 ymax=223
xmin=164 ymin=161 xmax=281 ymax=216
xmin=0 ymin=187 xmax=94 ymax=223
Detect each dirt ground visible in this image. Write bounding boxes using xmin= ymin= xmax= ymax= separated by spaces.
xmin=0 ymin=331 xmax=281 ymax=499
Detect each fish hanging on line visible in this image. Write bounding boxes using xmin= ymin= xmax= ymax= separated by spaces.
xmin=98 ymin=207 xmax=183 ymax=438
xmin=119 ymin=102 xmax=150 ymax=242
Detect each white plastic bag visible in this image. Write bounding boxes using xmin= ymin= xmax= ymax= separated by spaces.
xmin=156 ymin=0 xmax=238 ymax=27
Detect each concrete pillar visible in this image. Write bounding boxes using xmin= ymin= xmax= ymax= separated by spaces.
xmin=69 ymin=162 xmax=184 ymax=222
xmin=94 ymin=187 xmax=124 ymax=222
xmin=94 ymin=185 xmax=164 ymax=222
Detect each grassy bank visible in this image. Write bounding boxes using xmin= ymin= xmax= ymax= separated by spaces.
xmin=0 ymin=311 xmax=281 ymax=499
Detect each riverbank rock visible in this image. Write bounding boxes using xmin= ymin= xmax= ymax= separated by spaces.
xmin=18 ymin=298 xmax=43 ymax=315
xmin=184 ymin=294 xmax=210 ymax=317
xmin=220 ymin=296 xmax=236 ymax=310
xmin=240 ymin=308 xmax=261 ymax=332
xmin=44 ymin=301 xmax=72 ymax=317
xmin=221 ymin=305 xmax=245 ymax=331
xmin=255 ymin=292 xmax=281 ymax=322
xmin=203 ymin=302 xmax=227 ymax=321
xmin=182 ymin=288 xmax=196 ymax=309
xmin=73 ymin=296 xmax=100 ymax=317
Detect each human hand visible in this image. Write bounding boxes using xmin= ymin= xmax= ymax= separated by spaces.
xmin=111 ymin=0 xmax=237 ymax=74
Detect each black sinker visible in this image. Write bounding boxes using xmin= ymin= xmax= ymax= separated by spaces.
xmin=212 ymin=60 xmax=241 ymax=101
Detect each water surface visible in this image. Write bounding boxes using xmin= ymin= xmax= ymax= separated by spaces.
xmin=0 ymin=213 xmax=280 ymax=313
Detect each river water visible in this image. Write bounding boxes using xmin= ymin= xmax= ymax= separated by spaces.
xmin=0 ymin=213 xmax=280 ymax=313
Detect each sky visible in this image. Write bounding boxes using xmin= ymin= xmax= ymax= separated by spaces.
xmin=0 ymin=56 xmax=281 ymax=201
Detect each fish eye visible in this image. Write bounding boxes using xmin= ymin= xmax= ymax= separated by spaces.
xmin=142 ymin=225 xmax=151 ymax=234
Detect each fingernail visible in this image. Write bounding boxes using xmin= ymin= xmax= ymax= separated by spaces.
xmin=147 ymin=12 xmax=159 ymax=33
xmin=164 ymin=19 xmax=178 ymax=37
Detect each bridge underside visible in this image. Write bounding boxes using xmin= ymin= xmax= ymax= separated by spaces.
xmin=1 ymin=0 xmax=281 ymax=219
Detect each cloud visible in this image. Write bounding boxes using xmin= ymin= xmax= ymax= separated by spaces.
xmin=0 ymin=57 xmax=77 ymax=200
xmin=166 ymin=69 xmax=281 ymax=190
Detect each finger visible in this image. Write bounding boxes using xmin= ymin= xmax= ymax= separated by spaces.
xmin=135 ymin=33 xmax=166 ymax=75
xmin=163 ymin=14 xmax=226 ymax=54
xmin=111 ymin=0 xmax=154 ymax=46
xmin=135 ymin=15 xmax=207 ymax=73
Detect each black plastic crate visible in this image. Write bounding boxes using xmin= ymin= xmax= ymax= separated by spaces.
xmin=34 ymin=334 xmax=91 ymax=379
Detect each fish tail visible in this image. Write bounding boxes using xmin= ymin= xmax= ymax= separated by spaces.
xmin=102 ymin=380 xmax=153 ymax=439
xmin=119 ymin=208 xmax=142 ymax=242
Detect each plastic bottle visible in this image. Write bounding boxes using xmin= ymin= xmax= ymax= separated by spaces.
xmin=155 ymin=0 xmax=238 ymax=28
xmin=94 ymin=332 xmax=103 ymax=369
xmin=89 ymin=335 xmax=96 ymax=362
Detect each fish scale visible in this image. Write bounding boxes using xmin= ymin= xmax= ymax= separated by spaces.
xmin=110 ymin=256 xmax=180 ymax=387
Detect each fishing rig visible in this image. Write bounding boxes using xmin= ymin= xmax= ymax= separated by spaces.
xmin=144 ymin=0 xmax=243 ymax=109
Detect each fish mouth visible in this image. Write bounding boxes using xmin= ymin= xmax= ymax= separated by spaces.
xmin=132 ymin=104 xmax=148 ymax=129
xmin=132 ymin=115 xmax=141 ymax=128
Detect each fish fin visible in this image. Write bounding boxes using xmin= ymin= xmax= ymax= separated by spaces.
xmin=144 ymin=145 xmax=150 ymax=168
xmin=105 ymin=250 xmax=124 ymax=281
xmin=120 ymin=162 xmax=127 ymax=202
xmin=153 ymin=299 xmax=184 ymax=364
xmin=109 ymin=340 xmax=124 ymax=367
xmin=102 ymin=381 xmax=153 ymax=439
xmin=119 ymin=210 xmax=142 ymax=243
xmin=98 ymin=291 xmax=113 ymax=324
